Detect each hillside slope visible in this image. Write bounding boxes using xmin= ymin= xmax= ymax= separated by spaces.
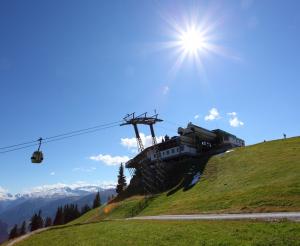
xmin=70 ymin=137 xmax=300 ymax=223
xmin=4 ymin=137 xmax=300 ymax=246
xmin=140 ymin=137 xmax=300 ymax=215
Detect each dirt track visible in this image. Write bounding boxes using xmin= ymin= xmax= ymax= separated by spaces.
xmin=128 ymin=212 xmax=300 ymax=222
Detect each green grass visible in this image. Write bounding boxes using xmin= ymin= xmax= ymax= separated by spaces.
xmin=139 ymin=137 xmax=300 ymax=215
xmin=16 ymin=220 xmax=300 ymax=246
xmin=68 ymin=196 xmax=145 ymax=225
xmin=67 ymin=206 xmax=102 ymax=225
xmin=5 ymin=137 xmax=300 ymax=246
xmin=71 ymin=137 xmax=300 ymax=222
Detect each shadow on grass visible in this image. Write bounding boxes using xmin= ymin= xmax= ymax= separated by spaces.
xmin=167 ymin=155 xmax=213 ymax=196
xmin=128 ymin=195 xmax=157 ymax=217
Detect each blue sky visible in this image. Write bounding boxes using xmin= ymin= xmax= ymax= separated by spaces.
xmin=0 ymin=0 xmax=299 ymax=194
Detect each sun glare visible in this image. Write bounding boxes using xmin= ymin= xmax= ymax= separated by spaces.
xmin=179 ymin=26 xmax=205 ymax=55
xmin=159 ymin=14 xmax=226 ymax=75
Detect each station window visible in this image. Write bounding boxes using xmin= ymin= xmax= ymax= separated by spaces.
xmin=180 ymin=145 xmax=184 ymax=151
xmin=171 ymin=149 xmax=175 ymax=154
xmin=166 ymin=150 xmax=169 ymax=155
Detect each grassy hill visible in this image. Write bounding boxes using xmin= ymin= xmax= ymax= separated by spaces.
xmin=139 ymin=137 xmax=300 ymax=215
xmin=4 ymin=137 xmax=300 ymax=245
xmin=72 ymin=136 xmax=300 ymax=222
xmin=13 ymin=220 xmax=300 ymax=246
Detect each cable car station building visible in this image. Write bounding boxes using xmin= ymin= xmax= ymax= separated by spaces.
xmin=121 ymin=113 xmax=244 ymax=195
xmin=125 ymin=122 xmax=245 ymax=170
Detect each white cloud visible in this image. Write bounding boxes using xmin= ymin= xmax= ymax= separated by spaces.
xmin=72 ymin=167 xmax=97 ymax=172
xmin=194 ymin=114 xmax=200 ymax=119
xmin=120 ymin=137 xmax=137 ymax=149
xmin=228 ymin=112 xmax=244 ymax=127
xmin=50 ymin=172 xmax=55 ymax=176
xmin=89 ymin=154 xmax=130 ymax=166
xmin=204 ymin=108 xmax=221 ymax=121
xmin=0 ymin=186 xmax=7 ymax=194
xmin=121 ymin=133 xmax=163 ymax=150
xmin=163 ymin=85 xmax=170 ymax=95
xmin=0 ymin=186 xmax=13 ymax=200
xmin=130 ymin=149 xmax=138 ymax=154
xmin=0 ymin=186 xmax=6 ymax=192
xmin=89 ymin=134 xmax=163 ymax=167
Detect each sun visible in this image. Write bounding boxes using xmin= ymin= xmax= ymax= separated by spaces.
xmin=179 ymin=26 xmax=205 ymax=55
xmin=158 ymin=14 xmax=225 ymax=75
xmin=167 ymin=23 xmax=212 ymax=73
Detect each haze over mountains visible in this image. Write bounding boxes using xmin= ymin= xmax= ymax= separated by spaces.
xmin=0 ymin=183 xmax=116 ymax=243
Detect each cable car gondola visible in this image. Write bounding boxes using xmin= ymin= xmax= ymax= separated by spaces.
xmin=31 ymin=138 xmax=43 ymax=164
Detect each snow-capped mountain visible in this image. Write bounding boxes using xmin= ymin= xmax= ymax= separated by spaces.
xmin=0 ymin=192 xmax=14 ymax=201
xmin=0 ymin=182 xmax=116 ymax=201
xmin=0 ymin=186 xmax=15 ymax=202
xmin=0 ymin=183 xmax=116 ymax=237
xmin=15 ymin=185 xmax=103 ymax=199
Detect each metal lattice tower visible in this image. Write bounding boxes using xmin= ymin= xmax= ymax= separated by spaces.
xmin=121 ymin=112 xmax=165 ymax=194
xmin=149 ymin=123 xmax=167 ymax=190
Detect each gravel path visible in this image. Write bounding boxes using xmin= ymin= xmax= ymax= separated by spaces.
xmin=128 ymin=212 xmax=300 ymax=222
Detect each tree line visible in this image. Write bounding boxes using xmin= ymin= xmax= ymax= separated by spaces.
xmin=8 ymin=162 xmax=126 ymax=242
xmin=8 ymin=192 xmax=102 ymax=240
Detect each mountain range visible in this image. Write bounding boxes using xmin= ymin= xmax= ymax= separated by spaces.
xmin=0 ymin=184 xmax=116 ymax=243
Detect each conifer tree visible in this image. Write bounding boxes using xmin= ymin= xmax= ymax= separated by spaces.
xmin=61 ymin=203 xmax=81 ymax=224
xmin=116 ymin=163 xmax=127 ymax=194
xmin=74 ymin=204 xmax=80 ymax=218
xmin=63 ymin=204 xmax=70 ymax=223
xmin=45 ymin=217 xmax=52 ymax=227
xmin=81 ymin=204 xmax=91 ymax=215
xmin=8 ymin=224 xmax=18 ymax=239
xmin=93 ymin=192 xmax=101 ymax=208
xmin=29 ymin=210 xmax=43 ymax=232
xmin=52 ymin=203 xmax=84 ymax=226
xmin=53 ymin=207 xmax=64 ymax=225
xmin=19 ymin=221 xmax=26 ymax=236
xmin=29 ymin=213 xmax=38 ymax=232
xmin=64 ymin=204 xmax=72 ymax=223
xmin=36 ymin=210 xmax=44 ymax=229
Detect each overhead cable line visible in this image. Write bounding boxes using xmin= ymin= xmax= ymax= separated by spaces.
xmin=0 ymin=124 xmax=120 ymax=154
xmin=42 ymin=120 xmax=121 ymax=141
xmin=0 ymin=139 xmax=39 ymax=150
xmin=0 ymin=143 xmax=41 ymax=154
xmin=0 ymin=120 xmax=122 ymax=154
xmin=43 ymin=124 xmax=120 ymax=144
